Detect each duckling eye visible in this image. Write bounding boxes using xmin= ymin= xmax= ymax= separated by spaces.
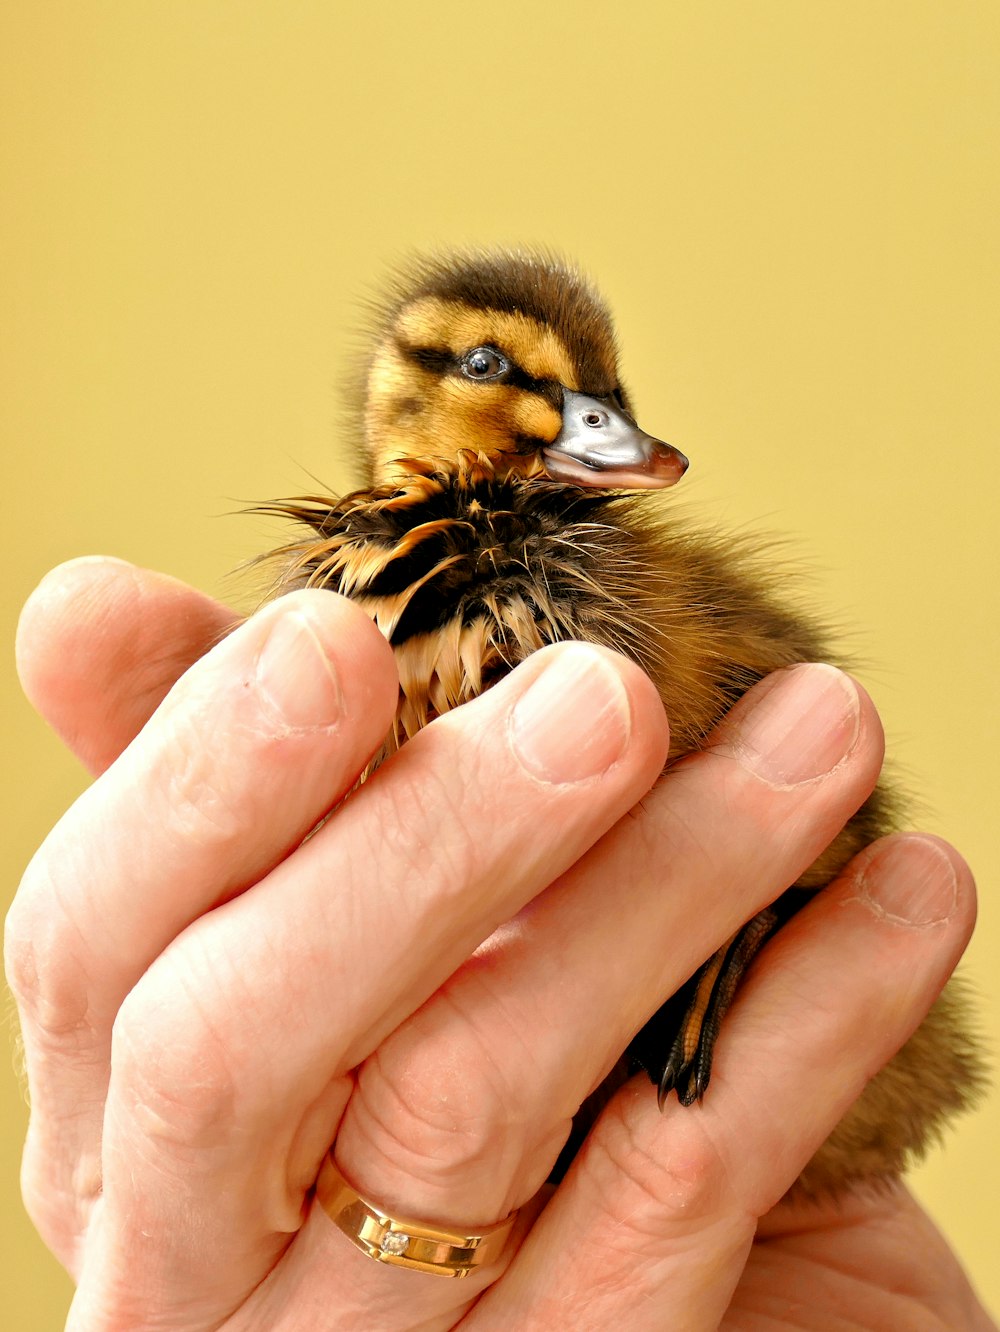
xmin=461 ymin=347 xmax=508 ymax=381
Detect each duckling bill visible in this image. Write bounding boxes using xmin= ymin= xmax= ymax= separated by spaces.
xmin=545 ymin=389 xmax=688 ymax=488
xmin=261 ymin=248 xmax=983 ymax=1195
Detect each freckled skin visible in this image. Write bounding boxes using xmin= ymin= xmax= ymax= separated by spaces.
xmin=261 ymin=248 xmax=984 ymax=1195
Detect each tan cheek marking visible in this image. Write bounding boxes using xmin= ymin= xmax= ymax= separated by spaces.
xmin=397 ymin=298 xmax=580 ymax=389
xmin=444 ymin=394 xmax=527 ymax=459
xmin=512 ymin=395 xmax=562 ymax=441
xmin=441 ymin=380 xmax=562 ymax=448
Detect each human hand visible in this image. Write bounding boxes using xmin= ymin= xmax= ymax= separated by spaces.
xmin=7 ymin=558 xmax=991 ymax=1330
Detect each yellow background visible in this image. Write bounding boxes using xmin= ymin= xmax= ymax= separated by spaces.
xmin=2 ymin=2 xmax=998 ymax=1324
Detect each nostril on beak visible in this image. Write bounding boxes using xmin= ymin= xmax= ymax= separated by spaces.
xmin=583 ymin=412 xmax=604 ymax=427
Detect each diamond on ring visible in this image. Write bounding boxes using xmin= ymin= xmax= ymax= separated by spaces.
xmin=315 ymin=1151 xmax=519 ymax=1277
xmin=379 ymin=1230 xmax=411 ymax=1257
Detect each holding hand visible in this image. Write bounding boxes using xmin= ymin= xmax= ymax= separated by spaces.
xmin=7 ymin=557 xmax=992 ymax=1330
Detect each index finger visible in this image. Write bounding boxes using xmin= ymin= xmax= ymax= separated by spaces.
xmin=7 ymin=589 xmax=399 ymax=1268
xmin=16 ymin=557 xmax=240 ymax=774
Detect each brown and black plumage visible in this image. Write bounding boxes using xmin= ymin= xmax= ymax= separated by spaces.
xmin=261 ymin=248 xmax=983 ymax=1194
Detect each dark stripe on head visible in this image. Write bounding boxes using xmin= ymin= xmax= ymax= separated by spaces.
xmin=384 ymin=249 xmax=621 ymax=396
xmin=396 ymin=335 xmax=565 ymax=409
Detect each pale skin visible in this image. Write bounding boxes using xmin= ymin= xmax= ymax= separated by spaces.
xmin=6 ymin=557 xmax=995 ymax=1331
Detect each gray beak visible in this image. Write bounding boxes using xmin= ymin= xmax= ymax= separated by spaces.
xmin=543 ymin=391 xmax=689 ymax=490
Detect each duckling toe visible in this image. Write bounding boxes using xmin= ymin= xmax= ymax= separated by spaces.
xmin=632 ymin=906 xmax=783 ymax=1110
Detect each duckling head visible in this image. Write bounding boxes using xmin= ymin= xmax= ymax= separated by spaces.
xmin=364 ymin=249 xmax=688 ymax=491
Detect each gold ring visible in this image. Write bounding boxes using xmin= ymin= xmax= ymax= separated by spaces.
xmin=314 ymin=1151 xmax=518 ymax=1278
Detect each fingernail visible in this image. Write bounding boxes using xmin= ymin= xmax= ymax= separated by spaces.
xmin=854 ymin=835 xmax=958 ymax=927
xmin=255 ymin=610 xmax=344 ymax=729
xmin=509 ymin=646 xmax=631 ymax=783
xmin=731 ymin=664 xmax=861 ymax=785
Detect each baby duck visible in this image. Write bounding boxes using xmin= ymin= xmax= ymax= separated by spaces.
xmin=264 ymin=249 xmax=982 ymax=1194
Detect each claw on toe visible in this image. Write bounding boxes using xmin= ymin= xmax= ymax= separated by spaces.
xmin=636 ymin=905 xmax=784 ymax=1110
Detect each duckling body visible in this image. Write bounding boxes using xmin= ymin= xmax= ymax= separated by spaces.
xmin=265 ymin=250 xmax=982 ymax=1194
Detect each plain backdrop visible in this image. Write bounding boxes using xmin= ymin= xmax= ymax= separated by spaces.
xmin=2 ymin=3 xmax=998 ymax=1325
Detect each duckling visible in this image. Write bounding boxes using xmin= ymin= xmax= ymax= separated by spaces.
xmin=261 ymin=249 xmax=983 ymax=1195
